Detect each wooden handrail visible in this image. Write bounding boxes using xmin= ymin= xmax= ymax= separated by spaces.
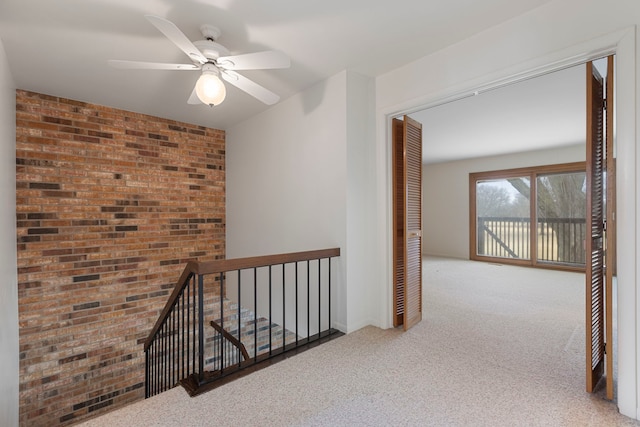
xmin=210 ymin=320 xmax=250 ymax=362
xmin=191 ymin=248 xmax=340 ymax=275
xmin=144 ymin=248 xmax=340 ymax=351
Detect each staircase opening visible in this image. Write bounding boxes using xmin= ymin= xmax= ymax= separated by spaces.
xmin=144 ymin=248 xmax=343 ymax=397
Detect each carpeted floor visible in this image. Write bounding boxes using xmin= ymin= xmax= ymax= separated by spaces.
xmin=76 ymin=257 xmax=639 ymax=426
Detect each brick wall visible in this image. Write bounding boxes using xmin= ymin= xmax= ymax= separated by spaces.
xmin=15 ymin=90 xmax=226 ymax=426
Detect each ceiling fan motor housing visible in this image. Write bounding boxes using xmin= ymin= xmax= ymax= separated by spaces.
xmin=193 ymin=39 xmax=230 ymax=63
xmin=194 ymin=25 xmax=230 ymax=64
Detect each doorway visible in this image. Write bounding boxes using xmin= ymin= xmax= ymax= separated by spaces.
xmin=380 ymin=27 xmax=636 ymax=419
xmin=402 ymin=58 xmax=617 ymax=398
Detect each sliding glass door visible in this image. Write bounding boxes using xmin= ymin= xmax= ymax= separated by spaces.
xmin=536 ymin=171 xmax=586 ymax=266
xmin=470 ymin=163 xmax=586 ymax=270
xmin=475 ymin=176 xmax=530 ymax=260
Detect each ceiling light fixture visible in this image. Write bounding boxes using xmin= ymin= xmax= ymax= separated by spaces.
xmin=195 ymin=63 xmax=226 ymax=106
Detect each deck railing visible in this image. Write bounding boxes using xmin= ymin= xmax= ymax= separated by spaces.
xmin=478 ymin=217 xmax=586 ymax=266
xmin=144 ymin=248 xmax=341 ymax=398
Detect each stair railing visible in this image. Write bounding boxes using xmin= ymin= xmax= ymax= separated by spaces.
xmin=144 ymin=248 xmax=341 ymax=398
xmin=209 ymin=320 xmax=250 ymax=362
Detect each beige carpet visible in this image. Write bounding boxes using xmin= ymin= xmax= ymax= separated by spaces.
xmin=76 ymin=257 xmax=639 ymax=426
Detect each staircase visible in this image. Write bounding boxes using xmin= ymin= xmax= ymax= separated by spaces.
xmin=144 ymin=248 xmax=343 ymax=398
xmin=204 ymin=298 xmax=298 ymax=371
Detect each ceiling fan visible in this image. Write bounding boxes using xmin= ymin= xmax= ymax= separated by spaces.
xmin=108 ymin=15 xmax=290 ymax=106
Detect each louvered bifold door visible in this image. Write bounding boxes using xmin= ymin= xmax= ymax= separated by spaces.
xmin=403 ymin=117 xmax=423 ymax=330
xmin=585 ymin=60 xmax=606 ymax=393
xmin=392 ymin=118 xmax=405 ymax=327
xmin=603 ymin=55 xmax=615 ymax=400
xmin=392 ymin=116 xmax=423 ymax=330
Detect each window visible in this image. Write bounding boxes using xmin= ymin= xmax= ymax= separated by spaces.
xmin=470 ymin=162 xmax=586 ymax=270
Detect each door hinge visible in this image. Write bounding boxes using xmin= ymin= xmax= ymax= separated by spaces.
xmin=603 ymin=98 xmax=607 ymax=110
xmin=604 ymin=343 xmax=607 ymax=355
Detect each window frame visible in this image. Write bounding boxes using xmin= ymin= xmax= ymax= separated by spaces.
xmin=469 ymin=161 xmax=586 ymax=272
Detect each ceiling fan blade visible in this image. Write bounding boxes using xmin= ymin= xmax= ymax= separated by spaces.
xmin=217 ymin=51 xmax=290 ymax=71
xmin=108 ymin=60 xmax=199 ymax=70
xmin=145 ymin=15 xmax=208 ymax=64
xmin=221 ymin=70 xmax=280 ymax=105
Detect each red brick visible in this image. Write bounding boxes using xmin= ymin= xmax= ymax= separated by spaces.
xmin=16 ymin=89 xmax=225 ymax=426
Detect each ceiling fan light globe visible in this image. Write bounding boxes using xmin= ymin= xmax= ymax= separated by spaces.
xmin=195 ymin=73 xmax=226 ymax=106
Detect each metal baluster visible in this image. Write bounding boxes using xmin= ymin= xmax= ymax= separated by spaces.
xmin=173 ymin=307 xmax=177 ymax=386
xmin=197 ymin=274 xmax=204 ymax=382
xmin=214 ymin=316 xmax=218 ymax=371
xmin=186 ymin=279 xmax=190 ymax=379
xmin=282 ymin=263 xmax=286 ymax=348
xmin=168 ymin=311 xmax=171 ymax=389
xmin=172 ymin=309 xmax=176 ymax=387
xmin=154 ymin=341 xmax=159 ymax=395
xmin=174 ymin=308 xmax=178 ymax=386
xmin=237 ymin=269 xmax=241 ymax=365
xmin=181 ymin=289 xmax=185 ymax=381
xmin=149 ymin=342 xmax=154 ymax=397
xmin=148 ymin=345 xmax=152 ymax=397
xmin=254 ymin=268 xmax=257 ymax=361
xmin=220 ymin=271 xmax=224 ymax=372
xmin=307 ymin=260 xmax=310 ymax=340
xmin=192 ymin=276 xmax=196 ymax=381
xmin=151 ymin=337 xmax=154 ymax=395
xmin=318 ymin=258 xmax=321 ymax=336
xmin=169 ymin=310 xmax=173 ymax=388
xmin=154 ymin=341 xmax=159 ymax=396
xmin=157 ymin=330 xmax=161 ymax=394
xmin=158 ymin=327 xmax=162 ymax=393
xmin=328 ymin=258 xmax=332 ymax=334
xmin=157 ymin=339 xmax=161 ymax=394
xmin=145 ymin=349 xmax=148 ymax=398
xmin=295 ymin=262 xmax=299 ymax=345
xmin=268 ymin=265 xmax=272 ymax=355
xmin=159 ymin=323 xmax=163 ymax=393
xmin=162 ymin=322 xmax=167 ymax=392
xmin=167 ymin=321 xmax=170 ymax=391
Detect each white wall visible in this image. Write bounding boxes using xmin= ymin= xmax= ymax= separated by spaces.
xmin=345 ymin=71 xmax=377 ymax=331
xmin=227 ymin=70 xmax=376 ymax=333
xmin=0 ymin=36 xmax=18 ymax=426
xmin=374 ymin=0 xmax=639 ymax=419
xmin=423 ymin=144 xmax=585 ymax=259
xmin=227 ymin=71 xmax=355 ymax=332
xmin=227 ymin=71 xmax=348 ymax=259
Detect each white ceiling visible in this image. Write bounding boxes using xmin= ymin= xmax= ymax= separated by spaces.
xmin=2 ymin=0 xmax=592 ymax=166
xmin=411 ymin=63 xmax=587 ymax=164
xmin=0 ymin=0 xmax=552 ymax=133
